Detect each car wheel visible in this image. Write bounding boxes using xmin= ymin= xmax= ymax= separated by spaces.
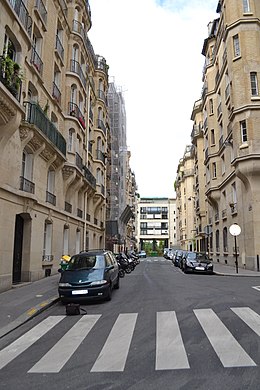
xmin=106 ymin=284 xmax=112 ymax=301
xmin=119 ymin=269 xmax=125 ymax=278
xmin=125 ymin=266 xmax=132 ymax=274
xmin=114 ymin=276 xmax=120 ymax=289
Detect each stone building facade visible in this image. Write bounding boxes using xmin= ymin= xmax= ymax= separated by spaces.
xmin=0 ymin=0 xmax=109 ymax=290
xmin=177 ymin=0 xmax=260 ymax=270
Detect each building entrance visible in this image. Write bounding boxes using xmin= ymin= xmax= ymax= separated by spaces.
xmin=12 ymin=214 xmax=24 ymax=283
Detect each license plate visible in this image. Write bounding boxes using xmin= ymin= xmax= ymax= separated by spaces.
xmin=195 ymin=266 xmax=205 ymax=271
xmin=72 ymin=290 xmax=88 ymax=295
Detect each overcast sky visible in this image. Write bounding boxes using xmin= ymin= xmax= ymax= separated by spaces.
xmin=89 ymin=0 xmax=218 ymax=198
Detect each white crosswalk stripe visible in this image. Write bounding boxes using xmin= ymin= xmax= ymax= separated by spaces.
xmin=91 ymin=313 xmax=138 ymax=372
xmin=0 ymin=308 xmax=259 ymax=372
xmin=29 ymin=314 xmax=101 ymax=373
xmin=194 ymin=308 xmax=256 ymax=367
xmin=156 ymin=311 xmax=189 ymax=370
xmin=0 ymin=316 xmax=64 ymax=370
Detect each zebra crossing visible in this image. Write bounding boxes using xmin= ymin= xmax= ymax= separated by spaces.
xmin=0 ymin=307 xmax=259 ymax=373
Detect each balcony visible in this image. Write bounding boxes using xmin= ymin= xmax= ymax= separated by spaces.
xmin=89 ymin=106 xmax=93 ymax=122
xmin=52 ymin=81 xmax=61 ymax=104
xmin=96 ymin=149 xmax=105 ymax=163
xmin=0 ymin=56 xmax=22 ymax=100
xmin=8 ymin=0 xmax=32 ymax=36
xmin=83 ymin=165 xmax=96 ymax=189
xmin=70 ymin=59 xmax=86 ymax=88
xmin=46 ymin=191 xmax=56 ymax=205
xmin=55 ymin=35 xmax=64 ymax=61
xmin=30 ymin=47 xmax=43 ymax=75
xmin=65 ymin=201 xmax=72 ymax=213
xmin=97 ymin=119 xmax=106 ymax=135
xmin=97 ymin=89 xmax=107 ymax=103
xmin=215 ymin=212 xmax=219 ymax=223
xmin=75 ymin=152 xmax=83 ymax=170
xmin=34 ymin=0 xmax=47 ymax=26
xmin=68 ymin=102 xmax=86 ymax=129
xmin=77 ymin=208 xmax=83 ymax=218
xmin=20 ymin=176 xmax=35 ymax=194
xmin=230 ymin=203 xmax=237 ymax=215
xmin=23 ymin=101 xmax=66 ymax=156
xmin=222 ymin=209 xmax=227 ymax=219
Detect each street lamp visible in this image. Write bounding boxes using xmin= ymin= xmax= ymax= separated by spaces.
xmin=229 ymin=223 xmax=241 ymax=274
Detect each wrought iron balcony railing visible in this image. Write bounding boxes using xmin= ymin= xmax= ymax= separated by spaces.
xmin=68 ymin=102 xmax=86 ymax=129
xmin=55 ymin=35 xmax=64 ymax=61
xmin=20 ymin=176 xmax=35 ymax=194
xmin=97 ymin=119 xmax=106 ymax=135
xmin=35 ymin=0 xmax=47 ymax=25
xmin=70 ymin=59 xmax=86 ymax=88
xmin=52 ymin=81 xmax=61 ymax=104
xmin=46 ymin=191 xmax=56 ymax=205
xmin=23 ymin=101 xmax=66 ymax=156
xmin=83 ymin=165 xmax=96 ymax=189
xmin=8 ymin=0 xmax=32 ymax=36
xmin=30 ymin=47 xmax=43 ymax=75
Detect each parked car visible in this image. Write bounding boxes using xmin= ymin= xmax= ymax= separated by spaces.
xmin=182 ymin=252 xmax=213 ymax=274
xmin=58 ymin=250 xmax=119 ymax=303
xmin=164 ymin=248 xmax=174 ymax=260
xmin=174 ymin=250 xmax=187 ymax=268
xmin=138 ymin=250 xmax=147 ymax=258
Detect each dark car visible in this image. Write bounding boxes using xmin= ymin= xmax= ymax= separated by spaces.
xmin=58 ymin=250 xmax=119 ymax=303
xmin=182 ymin=252 xmax=213 ymax=274
xmin=174 ymin=250 xmax=187 ymax=268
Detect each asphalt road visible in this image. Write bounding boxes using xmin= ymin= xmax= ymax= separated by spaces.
xmin=1 ymin=257 xmax=260 ymax=390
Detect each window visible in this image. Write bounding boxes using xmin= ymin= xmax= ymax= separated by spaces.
xmin=209 ymin=99 xmax=214 ymax=114
xmin=216 ymin=230 xmax=220 ymax=252
xmin=250 ymin=72 xmax=258 ymax=96
xmin=221 ymin=155 xmax=225 ymax=175
xmin=63 ymin=226 xmax=69 ymax=255
xmin=43 ymin=222 xmax=53 ymax=260
xmin=243 ymin=0 xmax=250 ymax=13
xmin=212 ymin=162 xmax=217 ymax=179
xmin=68 ymin=129 xmax=74 ymax=152
xmin=233 ymin=35 xmax=240 ymax=57
xmin=231 ymin=182 xmax=237 ymax=204
xmin=223 ymin=227 xmax=228 ymax=252
xmin=47 ymin=169 xmax=55 ymax=194
xmin=240 ymin=120 xmax=247 ymax=143
xmin=211 ymin=129 xmax=215 ymax=145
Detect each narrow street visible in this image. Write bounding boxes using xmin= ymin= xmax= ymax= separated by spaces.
xmin=1 ymin=258 xmax=260 ymax=389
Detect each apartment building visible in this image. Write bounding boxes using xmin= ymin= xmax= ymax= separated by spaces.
xmin=184 ymin=0 xmax=260 ymax=270
xmin=137 ymin=198 xmax=177 ymax=253
xmin=0 ymin=0 xmax=109 ymax=291
xmin=175 ymin=146 xmax=197 ymax=252
xmin=106 ymin=83 xmax=137 ymax=253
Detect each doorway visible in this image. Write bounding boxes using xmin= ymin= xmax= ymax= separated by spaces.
xmin=12 ymin=214 xmax=24 ymax=283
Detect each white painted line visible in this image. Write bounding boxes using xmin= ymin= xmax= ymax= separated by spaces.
xmin=156 ymin=311 xmax=189 ymax=370
xmin=91 ymin=313 xmax=137 ymax=372
xmin=29 ymin=315 xmax=101 ymax=373
xmin=252 ymin=286 xmax=260 ymax=291
xmin=0 ymin=316 xmax=64 ymax=370
xmin=231 ymin=307 xmax=260 ymax=336
xmin=194 ymin=309 xmax=256 ymax=367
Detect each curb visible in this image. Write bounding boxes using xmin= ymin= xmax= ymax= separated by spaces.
xmin=0 ymin=296 xmax=60 ymax=339
xmin=213 ymin=271 xmax=260 ymax=277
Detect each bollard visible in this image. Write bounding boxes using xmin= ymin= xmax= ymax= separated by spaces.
xmin=257 ymin=255 xmax=259 ymax=272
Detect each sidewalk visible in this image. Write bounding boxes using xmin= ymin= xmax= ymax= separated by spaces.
xmin=0 ymin=273 xmax=60 ymax=338
xmin=0 ymin=262 xmax=260 ymax=339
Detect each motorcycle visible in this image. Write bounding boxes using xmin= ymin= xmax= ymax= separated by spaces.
xmin=116 ymin=253 xmax=132 ymax=275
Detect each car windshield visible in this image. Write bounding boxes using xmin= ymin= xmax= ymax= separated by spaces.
xmin=187 ymin=252 xmax=197 ymax=259
xmin=66 ymin=254 xmax=105 ymax=270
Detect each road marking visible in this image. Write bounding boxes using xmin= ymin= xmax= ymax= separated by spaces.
xmin=252 ymin=286 xmax=260 ymax=292
xmin=231 ymin=307 xmax=260 ymax=336
xmin=194 ymin=309 xmax=256 ymax=367
xmin=29 ymin=315 xmax=101 ymax=373
xmin=0 ymin=316 xmax=64 ymax=370
xmin=91 ymin=313 xmax=137 ymax=372
xmin=156 ymin=311 xmax=189 ymax=370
